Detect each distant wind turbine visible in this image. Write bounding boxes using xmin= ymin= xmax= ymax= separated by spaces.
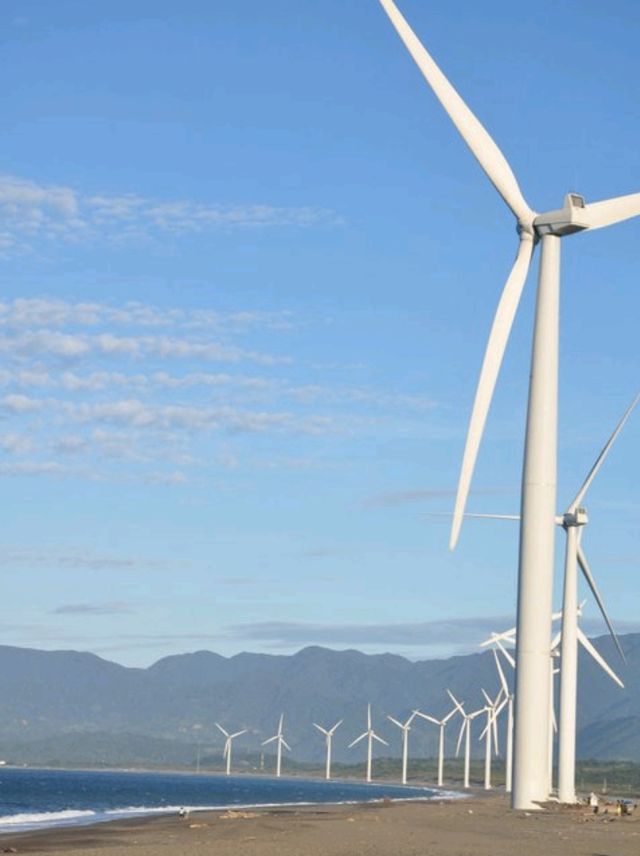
xmin=348 ymin=704 xmax=388 ymax=783
xmin=215 ymin=722 xmax=247 ymax=776
xmin=313 ymin=719 xmax=343 ymax=780
xmin=415 ymin=696 xmax=461 ymax=787
xmin=478 ymin=687 xmax=505 ymax=791
xmin=387 ymin=711 xmax=418 ymax=785
xmin=555 ymin=392 xmax=639 ymax=803
xmin=450 ymin=690 xmax=483 ymax=790
xmin=261 ymin=714 xmax=290 ymax=778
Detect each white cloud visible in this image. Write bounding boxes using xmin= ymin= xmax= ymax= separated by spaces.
xmin=1 ymin=393 xmax=43 ymax=413
xmin=0 ymin=330 xmax=289 ymax=366
xmin=0 ymin=174 xmax=340 ymax=254
xmin=0 ymin=433 xmax=33 ymax=454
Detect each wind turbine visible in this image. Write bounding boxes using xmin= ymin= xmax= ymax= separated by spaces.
xmin=478 ymin=688 xmax=505 ymax=790
xmin=378 ymin=0 xmax=640 ymax=808
xmin=482 ymin=610 xmax=624 ymax=796
xmin=348 ymin=704 xmax=388 ymax=783
xmin=556 ymin=392 xmax=638 ymax=803
xmin=313 ymin=719 xmax=343 ymax=781
xmin=261 ymin=714 xmax=291 ymax=778
xmin=415 ymin=697 xmax=461 ymax=787
xmin=215 ymin=722 xmax=247 ymax=776
xmin=471 ymin=388 xmax=637 ymax=802
xmin=490 ymin=649 xmax=514 ymax=794
xmin=450 ymin=691 xmax=484 ymax=790
xmin=387 ymin=711 xmax=418 ymax=785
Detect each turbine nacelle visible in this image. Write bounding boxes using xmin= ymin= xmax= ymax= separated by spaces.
xmin=534 ymin=194 xmax=590 ymax=237
xmin=562 ymin=506 xmax=589 ymax=528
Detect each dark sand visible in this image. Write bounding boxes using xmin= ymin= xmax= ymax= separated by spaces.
xmin=3 ymin=795 xmax=640 ymax=856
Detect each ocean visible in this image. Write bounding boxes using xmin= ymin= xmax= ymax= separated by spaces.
xmin=0 ymin=768 xmax=456 ymax=833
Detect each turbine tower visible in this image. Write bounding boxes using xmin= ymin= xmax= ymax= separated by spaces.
xmin=348 ymin=704 xmax=388 ymax=783
xmin=415 ymin=697 xmax=461 ymax=787
xmin=261 ymin=714 xmax=290 ymax=778
xmin=478 ymin=688 xmax=505 ymax=790
xmin=387 ymin=711 xmax=418 ymax=785
xmin=377 ymin=0 xmax=640 ymax=808
xmin=215 ymin=722 xmax=247 ymax=776
xmin=313 ymin=719 xmax=343 ymax=780
xmin=450 ymin=691 xmax=483 ymax=790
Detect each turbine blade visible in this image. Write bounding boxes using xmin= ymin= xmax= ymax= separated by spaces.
xmin=425 ymin=511 xmax=520 ymax=521
xmin=378 ymin=0 xmax=534 ymax=224
xmin=387 ymin=715 xmax=404 ymax=729
xmin=568 ymin=392 xmax=640 ymax=510
xmin=443 ymin=703 xmax=462 ymax=723
xmin=481 ymin=688 xmax=492 ymax=706
xmin=262 ymin=735 xmax=278 ymax=746
xmin=215 ymin=722 xmax=230 ymax=738
xmin=282 ymin=739 xmax=292 ymax=752
xmin=450 ymin=235 xmax=535 ymax=549
xmin=446 ymin=689 xmax=465 ymax=712
xmin=230 ymin=730 xmax=247 ymax=740
xmin=313 ymin=723 xmax=329 ymax=735
xmin=455 ymin=718 xmax=466 ymax=757
xmin=348 ymin=732 xmax=367 ymax=748
xmin=415 ymin=711 xmax=440 ymax=725
xmin=372 ymin=732 xmax=389 ymax=746
xmin=492 ymin=648 xmax=509 ymax=696
xmin=495 ymin=638 xmax=516 ymax=668
xmin=577 ymin=627 xmax=625 ymax=689
xmin=582 ymin=192 xmax=640 ymax=231
xmin=330 ymin=720 xmax=343 ymax=734
xmin=479 ymin=629 xmax=515 ymax=648
xmin=223 ymin=741 xmax=229 ymax=759
xmin=577 ymin=544 xmax=626 ymax=663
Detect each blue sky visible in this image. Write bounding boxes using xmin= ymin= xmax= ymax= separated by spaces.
xmin=0 ymin=0 xmax=639 ymax=666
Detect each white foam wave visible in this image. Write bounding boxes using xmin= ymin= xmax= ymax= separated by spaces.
xmin=0 ymin=809 xmax=96 ymax=827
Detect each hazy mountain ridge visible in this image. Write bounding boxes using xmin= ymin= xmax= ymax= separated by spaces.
xmin=0 ymin=636 xmax=636 ymax=765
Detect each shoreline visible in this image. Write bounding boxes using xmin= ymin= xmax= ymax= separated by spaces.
xmin=0 ymin=770 xmax=463 ymax=836
xmin=3 ymin=794 xmax=640 ymax=856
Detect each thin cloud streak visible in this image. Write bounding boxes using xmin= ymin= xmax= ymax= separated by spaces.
xmin=222 ymin=616 xmax=516 ymax=647
xmin=0 ymin=174 xmax=342 ymax=255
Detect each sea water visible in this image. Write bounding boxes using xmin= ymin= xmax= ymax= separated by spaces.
xmin=0 ymin=767 xmax=458 ymax=833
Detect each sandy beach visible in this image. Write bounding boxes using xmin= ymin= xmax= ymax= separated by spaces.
xmin=3 ymin=794 xmax=640 ymax=856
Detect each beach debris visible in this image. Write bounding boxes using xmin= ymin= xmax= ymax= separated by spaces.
xmin=2 ymin=848 xmax=18 ymax=853
xmin=189 ymin=823 xmax=209 ymax=829
xmin=219 ymin=810 xmax=258 ymax=820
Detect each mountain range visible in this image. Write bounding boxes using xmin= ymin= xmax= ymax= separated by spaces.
xmin=0 ymin=634 xmax=638 ymax=767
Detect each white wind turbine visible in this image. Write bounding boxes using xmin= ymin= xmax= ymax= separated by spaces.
xmin=415 ymin=697 xmax=461 ymax=787
xmin=470 ymin=390 xmax=638 ymax=802
xmin=387 ymin=711 xmax=418 ymax=785
xmin=483 ymin=612 xmax=624 ymax=796
xmin=450 ymin=691 xmax=484 ymax=790
xmin=215 ymin=722 xmax=247 ymax=776
xmin=490 ymin=650 xmax=514 ymax=794
xmin=556 ymin=392 xmax=638 ymax=803
xmin=313 ymin=719 xmax=343 ymax=781
xmin=261 ymin=714 xmax=291 ymax=778
xmin=348 ymin=704 xmax=388 ymax=783
xmin=378 ymin=0 xmax=640 ymax=808
xmin=478 ymin=688 xmax=505 ymax=791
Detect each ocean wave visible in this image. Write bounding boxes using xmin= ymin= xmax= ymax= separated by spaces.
xmin=0 ymin=809 xmax=97 ymax=827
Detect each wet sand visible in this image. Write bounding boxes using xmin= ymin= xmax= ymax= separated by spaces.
xmin=3 ymin=795 xmax=640 ymax=856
